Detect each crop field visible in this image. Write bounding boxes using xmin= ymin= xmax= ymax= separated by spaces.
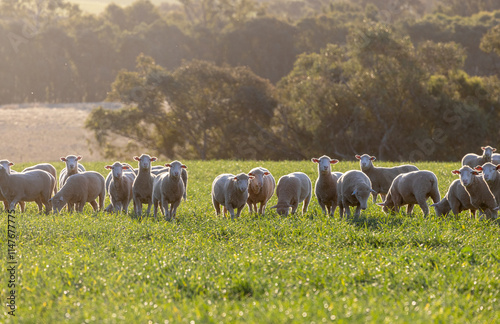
xmin=1 ymin=160 xmax=499 ymax=323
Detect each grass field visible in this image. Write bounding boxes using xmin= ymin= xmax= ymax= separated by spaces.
xmin=1 ymin=160 xmax=499 ymax=323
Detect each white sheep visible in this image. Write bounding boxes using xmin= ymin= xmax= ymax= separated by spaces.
xmin=431 ymin=179 xmax=477 ymax=217
xmin=491 ymin=153 xmax=500 ymax=165
xmin=355 ymin=154 xmax=418 ymax=203
xmin=270 ymin=172 xmax=312 ymax=216
xmin=152 ymin=161 xmax=187 ymax=220
xmin=151 ymin=165 xmax=188 ymax=201
xmin=132 ymin=154 xmax=157 ymax=217
xmin=451 ymin=166 xmax=498 ymax=219
xmin=0 ymin=160 xmax=25 ymax=212
xmin=104 ymin=162 xmax=136 ymax=214
xmin=0 ymin=163 xmax=54 ymax=214
xmin=377 ymin=170 xmax=440 ymax=217
xmin=22 ymin=163 xmax=58 ymax=194
xmin=337 ymin=170 xmax=374 ymax=218
xmin=212 ymin=173 xmax=254 ymax=220
xmin=247 ymin=167 xmax=275 ymax=215
xmin=50 ymin=171 xmax=105 ymax=213
xmin=59 ymin=155 xmax=86 ymax=188
xmin=461 ymin=146 xmax=496 ymax=167
xmin=311 ymin=155 xmax=340 ymax=216
xmin=475 ymin=162 xmax=500 ymax=208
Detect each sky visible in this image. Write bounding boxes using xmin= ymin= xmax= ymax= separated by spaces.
xmin=70 ymin=0 xmax=174 ymax=14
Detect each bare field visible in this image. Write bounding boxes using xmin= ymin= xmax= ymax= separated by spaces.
xmin=0 ymin=102 xmax=122 ymax=163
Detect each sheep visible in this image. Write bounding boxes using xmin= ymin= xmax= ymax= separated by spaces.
xmin=151 ymin=165 xmax=188 ymax=201
xmin=50 ymin=171 xmax=105 ymax=213
xmin=311 ymin=155 xmax=340 ymax=216
xmin=377 ymin=170 xmax=440 ymax=217
xmin=0 ymin=164 xmax=54 ymax=214
xmin=451 ymin=166 xmax=498 ymax=220
xmin=152 ymin=161 xmax=187 ymax=220
xmin=461 ymin=146 xmax=496 ymax=167
xmin=59 ymin=155 xmax=85 ymax=188
xmin=0 ymin=160 xmax=25 ymax=212
xmin=132 ymin=154 xmax=157 ymax=217
xmin=103 ymin=162 xmax=136 ymax=214
xmin=337 ymin=170 xmax=374 ymax=218
xmin=212 ymin=173 xmax=254 ymax=220
xmin=431 ymin=179 xmax=477 ymax=217
xmin=247 ymin=167 xmax=275 ymax=215
xmin=22 ymin=163 xmax=57 ymax=194
xmin=475 ymin=162 xmax=500 ymax=208
xmin=270 ymin=172 xmax=312 ymax=216
xmin=355 ymin=154 xmax=419 ymax=203
xmin=491 ymin=153 xmax=500 ymax=165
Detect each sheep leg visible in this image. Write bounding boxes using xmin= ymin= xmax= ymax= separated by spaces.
xmin=89 ymin=200 xmax=98 ymax=212
xmin=35 ymin=198 xmax=43 ymax=213
xmin=104 ymin=203 xmax=114 ymax=213
xmin=226 ymin=205 xmax=236 ymax=220
xmin=98 ymin=192 xmax=105 ymax=211
xmin=259 ymin=202 xmax=266 ymax=215
xmin=235 ymin=207 xmax=242 ymax=219
xmin=406 ymin=204 xmax=414 ymax=215
xmin=170 ymin=200 xmax=181 ymax=220
xmin=372 ymin=192 xmax=378 ymax=204
xmin=133 ymin=197 xmax=142 ymax=217
xmin=354 ymin=206 xmax=361 ymax=218
xmin=338 ymin=200 xmax=344 ymax=218
xmin=43 ymin=200 xmax=51 ymax=215
xmin=302 ymin=193 xmax=311 ymax=214
xmin=212 ymin=195 xmax=221 ymax=216
xmin=162 ymin=198 xmax=171 ymax=221
xmin=76 ymin=202 xmax=85 ymax=213
xmin=330 ymin=201 xmax=337 ymax=217
xmin=153 ymin=198 xmax=159 ymax=220
xmin=223 ymin=206 xmax=228 ymax=218
xmin=318 ymin=200 xmax=327 ymax=214
xmin=145 ymin=203 xmax=152 ymax=217
xmin=124 ymin=200 xmax=131 ymax=215
xmin=247 ymin=202 xmax=254 ymax=214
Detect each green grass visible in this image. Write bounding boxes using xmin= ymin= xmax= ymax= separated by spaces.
xmin=1 ymin=160 xmax=499 ymax=323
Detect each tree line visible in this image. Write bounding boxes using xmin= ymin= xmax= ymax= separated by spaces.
xmin=2 ymin=0 xmax=500 ymax=160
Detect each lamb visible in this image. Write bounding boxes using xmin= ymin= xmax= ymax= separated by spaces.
xmin=247 ymin=167 xmax=275 ymax=215
xmin=151 ymin=165 xmax=188 ymax=201
xmin=311 ymin=155 xmax=340 ymax=216
xmin=431 ymin=179 xmax=477 ymax=217
xmin=337 ymin=170 xmax=374 ymax=218
xmin=377 ymin=170 xmax=440 ymax=217
xmin=59 ymin=155 xmax=86 ymax=188
xmin=451 ymin=166 xmax=498 ymax=219
xmin=0 ymin=163 xmax=54 ymax=214
xmin=104 ymin=162 xmax=136 ymax=214
xmin=212 ymin=173 xmax=254 ymax=219
xmin=152 ymin=161 xmax=187 ymax=220
xmin=475 ymin=162 xmax=500 ymax=208
xmin=50 ymin=171 xmax=105 ymax=213
xmin=22 ymin=163 xmax=58 ymax=194
xmin=461 ymin=146 xmax=496 ymax=167
xmin=355 ymin=154 xmax=419 ymax=203
xmin=132 ymin=154 xmax=157 ymax=217
xmin=270 ymin=172 xmax=312 ymax=216
xmin=0 ymin=160 xmax=25 ymax=212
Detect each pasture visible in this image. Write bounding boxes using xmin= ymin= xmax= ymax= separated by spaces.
xmin=1 ymin=159 xmax=499 ymax=323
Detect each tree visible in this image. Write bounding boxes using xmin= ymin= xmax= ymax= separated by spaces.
xmin=481 ymin=24 xmax=500 ymax=58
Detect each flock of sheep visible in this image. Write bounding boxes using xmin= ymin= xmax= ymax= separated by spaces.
xmin=1 ymin=146 xmax=499 ymax=220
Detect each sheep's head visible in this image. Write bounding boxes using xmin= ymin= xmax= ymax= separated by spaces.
xmin=355 ymin=154 xmax=375 ymax=171
xmin=475 ymin=163 xmax=500 ymax=183
xmin=270 ymin=203 xmax=291 ymax=216
xmin=248 ymin=168 xmax=270 ymax=194
xmin=50 ymin=196 xmax=66 ymax=213
xmin=481 ymin=146 xmax=496 ymax=160
xmin=430 ymin=200 xmax=448 ymax=217
xmin=233 ymin=173 xmax=253 ymax=193
xmin=134 ymin=154 xmax=157 ymax=170
xmin=312 ymin=155 xmax=339 ymax=174
xmin=377 ymin=199 xmax=395 ymax=214
xmin=452 ymin=166 xmax=479 ymax=187
xmin=0 ymin=160 xmax=14 ymax=174
xmin=165 ymin=161 xmax=186 ymax=180
xmin=105 ymin=162 xmax=129 ymax=179
xmin=353 ymin=186 xmax=374 ymax=210
xmin=61 ymin=155 xmax=82 ymax=173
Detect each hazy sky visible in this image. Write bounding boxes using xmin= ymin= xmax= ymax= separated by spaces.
xmin=71 ymin=0 xmax=174 ymax=14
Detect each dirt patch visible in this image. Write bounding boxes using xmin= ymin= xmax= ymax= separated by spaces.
xmin=0 ymin=102 xmax=123 ymax=163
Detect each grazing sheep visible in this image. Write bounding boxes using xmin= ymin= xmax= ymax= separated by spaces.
xmin=132 ymin=154 xmax=157 ymax=217
xmin=355 ymin=154 xmax=419 ymax=203
xmin=461 ymin=146 xmax=496 ymax=167
xmin=22 ymin=163 xmax=57 ymax=194
xmin=50 ymin=171 xmax=105 ymax=213
xmin=475 ymin=163 xmax=500 ymax=208
xmin=151 ymin=165 xmax=188 ymax=201
xmin=431 ymin=179 xmax=477 ymax=217
xmin=0 ymin=160 xmax=25 ymax=212
xmin=59 ymin=155 xmax=86 ymax=188
xmin=104 ymin=162 xmax=136 ymax=214
xmin=152 ymin=161 xmax=187 ymax=220
xmin=377 ymin=170 xmax=440 ymax=217
xmin=337 ymin=170 xmax=374 ymax=218
xmin=0 ymin=164 xmax=54 ymax=214
xmin=270 ymin=172 xmax=312 ymax=216
xmin=247 ymin=167 xmax=276 ymax=215
xmin=451 ymin=166 xmax=498 ymax=220
xmin=212 ymin=173 xmax=254 ymax=220
xmin=311 ymin=155 xmax=340 ymax=216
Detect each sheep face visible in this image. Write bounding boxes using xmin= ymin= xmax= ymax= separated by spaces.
xmin=431 ymin=200 xmax=448 ymax=217
xmin=0 ymin=160 xmax=14 ymax=174
xmin=165 ymin=161 xmax=186 ymax=180
xmin=355 ymin=154 xmax=375 ymax=171
xmin=61 ymin=155 xmax=82 ymax=173
xmin=248 ymin=168 xmax=269 ymax=194
xmin=233 ymin=173 xmax=253 ymax=193
xmin=476 ymin=163 xmax=500 ymax=183
xmin=482 ymin=146 xmax=496 ymax=159
xmin=134 ymin=154 xmax=157 ymax=170
xmin=312 ymin=156 xmax=339 ymax=174
xmin=452 ymin=166 xmax=478 ymax=187
xmin=51 ymin=196 xmax=67 ymax=213
xmin=377 ymin=199 xmax=395 ymax=214
xmin=353 ymin=187 xmax=371 ymax=210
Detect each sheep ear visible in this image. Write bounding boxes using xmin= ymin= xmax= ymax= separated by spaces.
xmin=270 ymin=205 xmax=277 ymax=209
xmin=430 ymin=203 xmax=437 ymax=207
xmin=370 ymin=156 xmax=376 ymax=161
xmin=481 ymin=146 xmax=486 ymax=150
xmin=165 ymin=163 xmax=171 ymax=167
xmin=355 ymin=155 xmax=361 ymax=160
xmin=263 ymin=171 xmax=270 ymax=176
xmin=233 ymin=177 xmax=238 ymax=181
xmin=151 ymin=157 xmax=157 ymax=162
xmin=181 ymin=165 xmax=187 ymax=169
xmin=370 ymin=189 xmax=376 ymax=193
xmin=134 ymin=156 xmax=140 ymax=161
xmin=48 ymin=198 xmax=52 ymax=203
xmin=248 ymin=172 xmax=254 ymax=177
xmin=494 ymin=206 xmax=499 ymax=211
xmin=352 ymin=189 xmax=357 ymax=195
xmin=77 ymin=156 xmax=82 ymax=161
xmin=60 ymin=157 xmax=67 ymax=162
xmin=376 ymin=202 xmax=385 ymax=207
xmin=248 ymin=175 xmax=255 ymax=180
xmin=311 ymin=158 xmax=319 ymax=163
xmin=8 ymin=162 xmax=14 ymax=166
xmin=493 ymin=148 xmax=497 ymax=152
xmin=122 ymin=166 xmax=129 ymax=170
xmin=496 ymin=165 xmax=500 ymax=170
xmin=472 ymin=171 xmax=479 ymax=175
xmin=330 ymin=159 xmax=339 ymax=164
xmin=451 ymin=170 xmax=460 ymax=175
xmin=475 ymin=166 xmax=483 ymax=171
xmin=104 ymin=165 xmax=112 ymax=170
